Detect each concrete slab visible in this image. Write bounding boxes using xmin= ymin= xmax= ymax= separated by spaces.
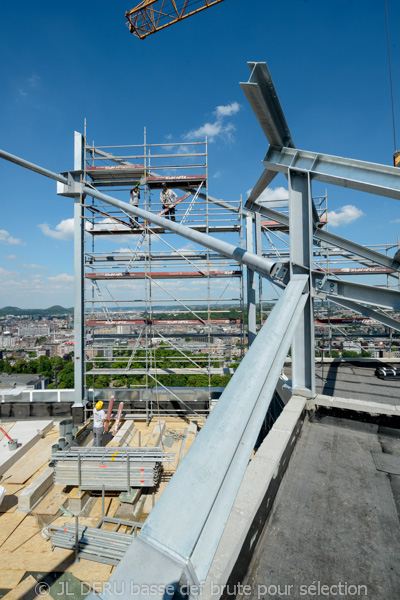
xmin=18 ymin=467 xmax=54 ymax=512
xmin=0 ymin=420 xmax=53 ymax=476
xmin=285 ymin=359 xmax=400 ymax=407
xmin=312 ymin=393 xmax=400 ymax=416
xmin=372 ymin=451 xmax=400 ymax=475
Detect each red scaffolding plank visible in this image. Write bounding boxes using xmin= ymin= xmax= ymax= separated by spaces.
xmin=86 ymin=270 xmax=241 ymax=280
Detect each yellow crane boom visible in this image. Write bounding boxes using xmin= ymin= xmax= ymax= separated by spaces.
xmin=126 ymin=0 xmax=225 ymax=39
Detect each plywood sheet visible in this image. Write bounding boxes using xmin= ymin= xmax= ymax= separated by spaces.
xmin=107 ymin=497 xmax=120 ymax=518
xmin=1 ymin=515 xmax=38 ymax=552
xmin=14 ymin=530 xmax=48 ymax=556
xmin=0 ymin=569 xmax=25 ymax=590
xmin=0 ymin=513 xmax=26 ymax=547
xmin=89 ymin=497 xmax=112 ymax=520
xmin=12 ymin=546 xmax=73 ymax=572
xmin=4 ymin=436 xmax=56 ymax=484
xmin=68 ymin=558 xmax=112 ymax=586
xmin=33 ymin=485 xmax=68 ymax=516
xmin=1 ymin=575 xmax=37 ymax=600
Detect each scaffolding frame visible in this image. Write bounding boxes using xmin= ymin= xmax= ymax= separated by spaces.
xmin=81 ymin=132 xmax=244 ymax=418
xmin=5 ymin=61 xmax=400 ymax=597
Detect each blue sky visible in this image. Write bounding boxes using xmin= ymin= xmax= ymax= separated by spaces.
xmin=1 ymin=0 xmax=400 ymax=308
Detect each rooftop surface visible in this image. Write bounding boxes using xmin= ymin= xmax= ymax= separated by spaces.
xmin=242 ymin=415 xmax=400 ymax=600
xmin=0 ymin=416 xmax=198 ymax=599
xmin=284 ymin=360 xmax=400 ymax=407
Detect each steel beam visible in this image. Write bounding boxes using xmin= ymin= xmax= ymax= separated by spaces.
xmin=0 ymin=148 xmax=68 ymax=183
xmin=240 ymin=62 xmax=294 ymax=204
xmin=240 ymin=62 xmax=294 ymax=148
xmin=246 ymin=168 xmax=280 ymax=206
xmin=82 ymin=187 xmax=288 ymax=282
xmin=325 ymin=296 xmax=400 ymax=332
xmin=289 ymin=171 xmax=315 ymax=395
xmin=73 ymin=133 xmax=85 ymax=408
xmin=0 ymin=149 xmax=288 ymax=282
xmin=246 ymin=216 xmax=257 ymax=346
xmin=264 ymin=146 xmax=400 ymax=201
xmin=245 ymin=200 xmax=400 ymax=271
xmin=313 ymin=274 xmax=400 ymax=311
xmin=85 ymin=275 xmax=308 ymax=600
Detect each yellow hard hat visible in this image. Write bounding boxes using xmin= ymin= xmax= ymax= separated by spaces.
xmin=95 ymin=401 xmax=103 ymax=410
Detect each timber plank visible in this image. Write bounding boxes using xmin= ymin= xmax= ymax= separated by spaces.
xmin=1 ymin=575 xmax=37 ymax=600
xmin=4 ymin=436 xmax=56 ymax=484
xmin=0 ymin=570 xmax=25 ymax=590
xmin=33 ymin=485 xmax=68 ymax=516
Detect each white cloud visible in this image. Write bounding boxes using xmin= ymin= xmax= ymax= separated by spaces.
xmin=38 ymin=218 xmax=74 ymax=240
xmin=328 ymin=205 xmax=364 ymax=227
xmin=5 ymin=254 xmax=16 ymax=260
xmin=184 ymin=101 xmax=240 ymax=143
xmin=185 ymin=122 xmax=223 ymax=141
xmin=247 ymin=186 xmax=289 ymax=204
xmin=0 ymin=229 xmax=26 ymax=246
xmin=22 ymin=263 xmax=49 ymax=270
xmin=0 ymin=267 xmax=15 ymax=277
xmin=47 ymin=273 xmax=74 ymax=283
xmin=391 ymin=218 xmax=400 ymax=223
xmin=214 ymin=102 xmax=240 ymax=118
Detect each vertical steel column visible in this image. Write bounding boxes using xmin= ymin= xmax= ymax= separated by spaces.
xmin=289 ymin=170 xmax=315 ymax=394
xmin=255 ymin=213 xmax=263 ymax=324
xmin=246 ymin=215 xmax=257 ymax=346
xmin=73 ymin=132 xmax=85 ymax=408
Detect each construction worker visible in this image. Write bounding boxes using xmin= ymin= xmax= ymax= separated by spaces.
xmin=93 ymin=400 xmax=106 ymax=447
xmin=129 ymin=182 xmax=140 ymax=225
xmin=160 ymin=184 xmax=178 ymax=221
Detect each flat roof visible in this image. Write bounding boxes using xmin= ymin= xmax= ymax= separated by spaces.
xmin=284 ymin=360 xmax=400 ymax=407
xmin=243 ymin=415 xmax=400 ymax=599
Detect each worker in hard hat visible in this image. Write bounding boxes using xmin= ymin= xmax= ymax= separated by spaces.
xmin=93 ymin=401 xmax=107 ymax=447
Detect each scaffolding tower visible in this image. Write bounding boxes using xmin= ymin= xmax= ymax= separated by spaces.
xmin=80 ymin=130 xmax=244 ymax=418
xmin=251 ymin=190 xmax=400 ymax=356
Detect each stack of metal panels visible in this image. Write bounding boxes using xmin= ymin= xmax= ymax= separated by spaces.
xmin=50 ymin=446 xmax=174 ymax=491
xmin=48 ymin=522 xmax=139 ymax=565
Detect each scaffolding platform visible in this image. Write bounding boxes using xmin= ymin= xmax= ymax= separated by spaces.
xmin=261 ymin=216 xmax=326 ymax=231
xmin=86 ymin=319 xmax=242 ymax=325
xmin=86 ymin=270 xmax=242 ymax=280
xmin=87 ymin=223 xmax=241 ymax=235
xmin=86 ymin=164 xmax=146 ymax=182
xmin=146 ymin=174 xmax=206 ymax=189
xmin=88 ymin=368 xmax=235 ymax=375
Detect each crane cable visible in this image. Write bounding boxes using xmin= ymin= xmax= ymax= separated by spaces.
xmin=385 ymin=0 xmax=397 ymax=152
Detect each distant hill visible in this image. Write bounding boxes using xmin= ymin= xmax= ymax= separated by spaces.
xmin=0 ymin=305 xmax=74 ymax=317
